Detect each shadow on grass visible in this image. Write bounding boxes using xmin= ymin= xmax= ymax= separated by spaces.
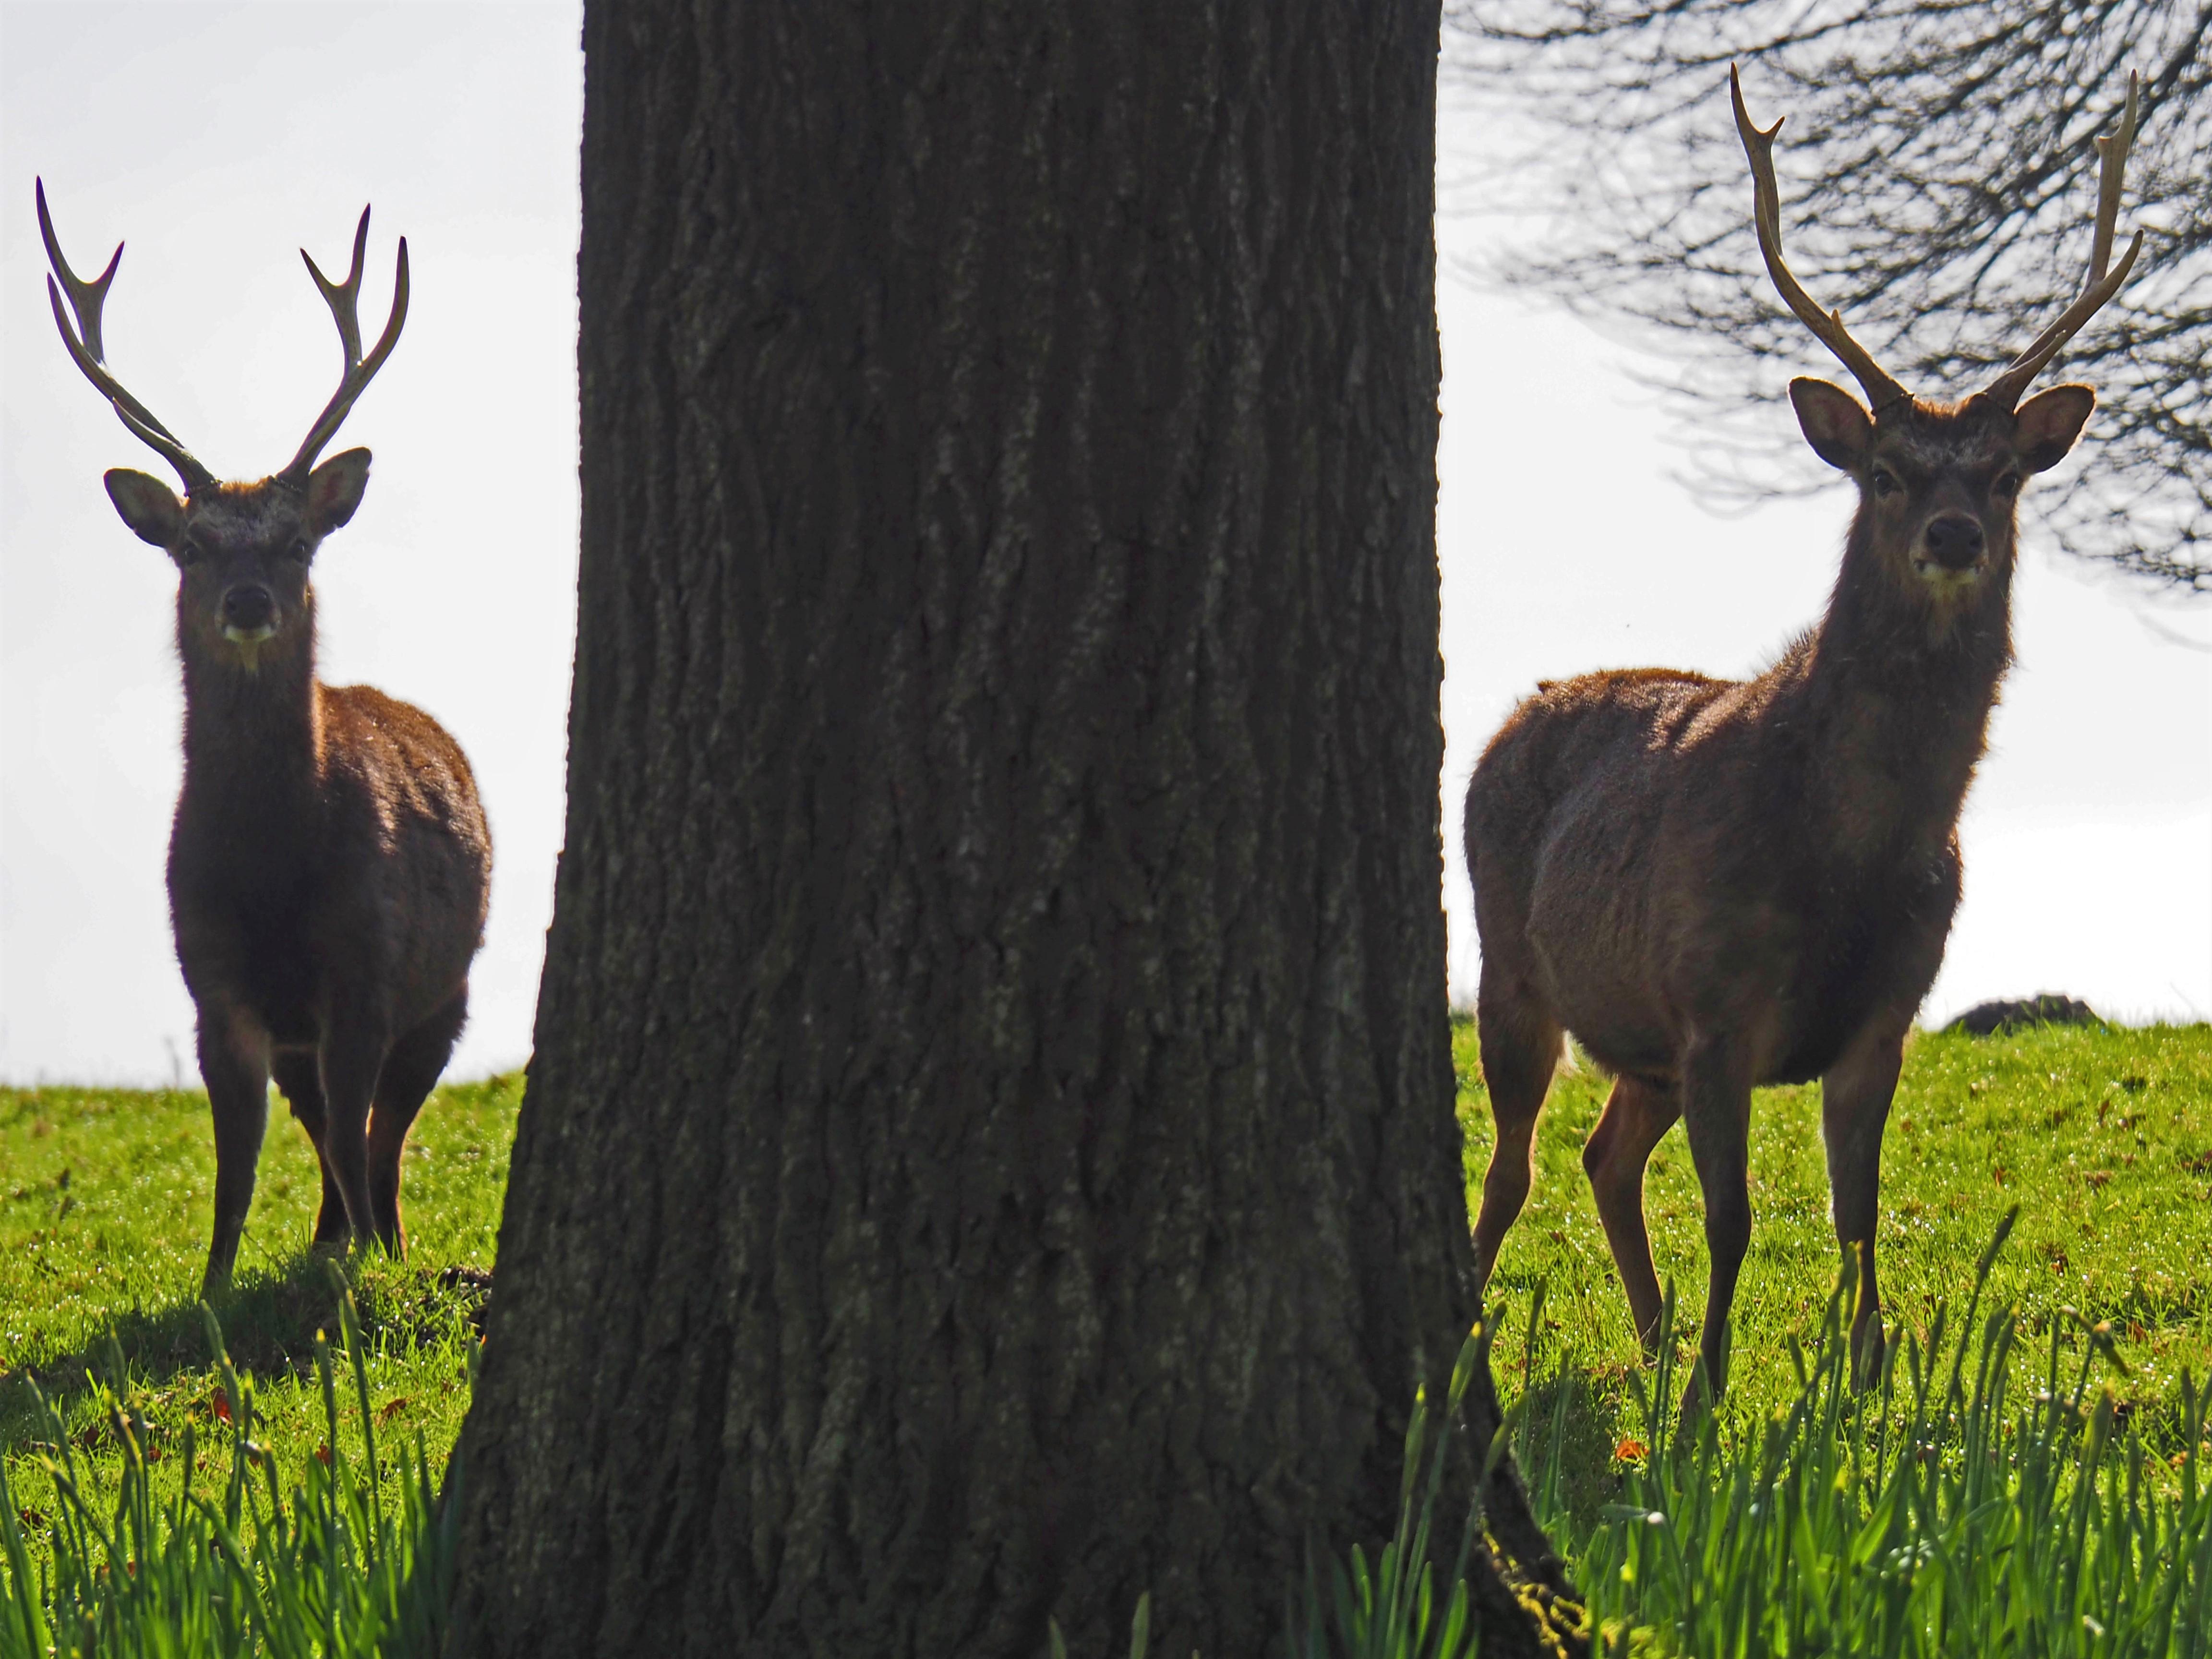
xmin=1 ymin=1251 xmax=489 ymax=1450
xmin=1516 ymin=1357 xmax=1635 ymax=1541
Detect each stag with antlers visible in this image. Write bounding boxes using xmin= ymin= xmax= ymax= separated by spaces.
xmin=1464 ymin=72 xmax=2142 ymax=1407
xmin=39 ymin=184 xmax=491 ymax=1299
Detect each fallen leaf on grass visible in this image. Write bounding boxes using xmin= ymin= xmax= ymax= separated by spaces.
xmin=378 ymin=1397 xmax=410 ymax=1424
xmin=210 ymin=1389 xmax=231 ymax=1423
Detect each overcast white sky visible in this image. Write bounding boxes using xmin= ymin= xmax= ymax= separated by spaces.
xmin=1 ymin=4 xmax=2206 ymax=1087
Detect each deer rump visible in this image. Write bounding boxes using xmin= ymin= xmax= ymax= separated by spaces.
xmin=1467 ymin=656 xmax=1957 ymax=1095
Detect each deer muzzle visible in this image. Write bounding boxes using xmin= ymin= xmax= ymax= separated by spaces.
xmin=220 ymin=584 xmax=278 ymax=643
xmin=1918 ymin=515 xmax=1985 ymax=575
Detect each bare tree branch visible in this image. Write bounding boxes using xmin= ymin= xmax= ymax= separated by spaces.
xmin=1447 ymin=0 xmax=2212 ymax=589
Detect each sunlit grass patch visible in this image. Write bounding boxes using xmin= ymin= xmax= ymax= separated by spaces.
xmin=2 ymin=1273 xmax=459 ymax=1658
xmin=0 ymin=1075 xmax=520 ymax=1584
xmin=1457 ymin=1018 xmax=2212 ymax=1531
xmin=1533 ymin=1224 xmax=2212 ymax=1655
xmin=9 ymin=1023 xmax=2212 ymax=1653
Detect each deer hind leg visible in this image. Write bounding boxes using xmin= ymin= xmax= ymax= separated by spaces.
xmin=317 ymin=1012 xmax=395 ymax=1259
xmin=365 ymin=992 xmax=468 ymax=1257
xmin=1581 ymin=1073 xmax=1682 ymax=1354
xmin=1678 ymin=1034 xmax=1755 ymax=1416
xmin=1822 ymin=1022 xmax=1906 ymax=1390
xmin=272 ymin=1051 xmax=350 ymax=1249
xmin=1471 ymin=973 xmax=1563 ymax=1301
xmin=198 ymin=1004 xmax=272 ymax=1301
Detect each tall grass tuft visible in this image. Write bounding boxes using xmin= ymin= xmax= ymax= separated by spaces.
xmin=1060 ymin=1322 xmax=1516 ymax=1659
xmin=1283 ymin=1316 xmax=1516 ymax=1659
xmin=1529 ymin=1206 xmax=2212 ymax=1656
xmin=10 ymin=1210 xmax=2212 ymax=1657
xmin=0 ymin=1264 xmax=457 ymax=1659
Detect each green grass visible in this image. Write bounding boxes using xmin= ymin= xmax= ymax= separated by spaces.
xmin=0 ymin=1076 xmax=521 ymax=1585
xmin=1459 ymin=1019 xmax=2212 ymax=1530
xmin=8 ymin=1023 xmax=2212 ymax=1654
xmin=1529 ymin=1231 xmax=2212 ymax=1656
xmin=3 ymin=1282 xmax=461 ymax=1658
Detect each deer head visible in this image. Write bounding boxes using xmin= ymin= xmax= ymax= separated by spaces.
xmin=1730 ymin=69 xmax=2140 ymax=613
xmin=38 ymin=182 xmax=408 ymax=672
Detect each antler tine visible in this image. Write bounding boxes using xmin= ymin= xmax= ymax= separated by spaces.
xmin=1982 ymin=72 xmax=2144 ymax=411
xmin=302 ymin=206 xmax=372 ymax=370
xmin=36 ymin=178 xmax=120 ymax=360
xmin=36 ymin=178 xmax=215 ymax=493
xmin=1730 ymin=67 xmax=1912 ymax=415
xmin=281 ymin=207 xmax=409 ymax=487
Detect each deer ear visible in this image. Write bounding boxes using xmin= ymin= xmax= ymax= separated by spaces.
xmin=2013 ymin=385 xmax=2095 ymax=474
xmin=1789 ymin=378 xmax=1873 ymax=471
xmin=305 ymin=447 xmax=373 ymax=534
xmin=104 ymin=469 xmax=185 ymax=548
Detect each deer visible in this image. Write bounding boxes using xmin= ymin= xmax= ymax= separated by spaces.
xmin=1463 ymin=70 xmax=2141 ymax=1410
xmin=37 ymin=181 xmax=492 ymax=1302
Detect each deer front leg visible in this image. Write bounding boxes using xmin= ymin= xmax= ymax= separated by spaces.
xmin=198 ymin=1004 xmax=272 ymax=1301
xmin=317 ymin=1011 xmax=393 ymax=1256
xmin=1582 ymin=1073 xmax=1682 ymax=1353
xmin=1678 ymin=1035 xmax=1755 ymax=1417
xmin=1822 ymin=1022 xmax=1906 ymax=1389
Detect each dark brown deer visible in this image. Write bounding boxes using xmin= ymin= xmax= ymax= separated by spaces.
xmin=1464 ymin=71 xmax=2141 ymax=1408
xmin=38 ymin=183 xmax=491 ymax=1300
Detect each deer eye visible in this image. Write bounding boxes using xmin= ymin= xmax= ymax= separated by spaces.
xmin=286 ymin=538 xmax=311 ymax=564
xmin=177 ymin=539 xmax=207 ymax=566
xmin=1871 ymin=468 xmax=1900 ymax=499
xmin=1992 ymin=471 xmax=2021 ymax=498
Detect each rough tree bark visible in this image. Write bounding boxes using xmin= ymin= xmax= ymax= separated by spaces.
xmin=448 ymin=4 xmax=1580 ymax=1656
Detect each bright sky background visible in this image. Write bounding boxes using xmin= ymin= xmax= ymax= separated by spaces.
xmin=1 ymin=4 xmax=2206 ymax=1088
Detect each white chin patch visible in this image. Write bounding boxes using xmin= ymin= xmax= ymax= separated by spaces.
xmin=1912 ymin=559 xmax=1982 ymax=595
xmin=222 ymin=625 xmax=275 ymax=674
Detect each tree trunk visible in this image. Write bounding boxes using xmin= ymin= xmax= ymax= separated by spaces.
xmin=448 ymin=4 xmax=1580 ymax=1655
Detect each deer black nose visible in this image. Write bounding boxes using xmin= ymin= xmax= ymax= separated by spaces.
xmin=1923 ymin=515 xmax=1985 ymax=570
xmin=222 ymin=585 xmax=276 ymax=630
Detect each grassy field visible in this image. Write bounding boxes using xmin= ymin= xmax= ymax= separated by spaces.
xmin=1457 ymin=1018 xmax=2212 ymax=1527
xmin=4 ymin=1022 xmax=2210 ymax=1652
xmin=0 ymin=1076 xmax=519 ymax=1547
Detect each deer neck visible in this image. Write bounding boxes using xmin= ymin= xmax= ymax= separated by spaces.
xmin=1795 ymin=522 xmax=2015 ymax=859
xmin=177 ymin=603 xmax=325 ymax=831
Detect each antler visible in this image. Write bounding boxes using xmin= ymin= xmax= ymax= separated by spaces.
xmin=36 ymin=179 xmax=216 ymax=493
xmin=1730 ymin=68 xmax=1911 ymax=413
xmin=1981 ymin=72 xmax=2143 ymax=410
xmin=280 ymin=206 xmax=409 ymax=488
